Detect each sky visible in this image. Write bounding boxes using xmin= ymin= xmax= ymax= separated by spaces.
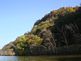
xmin=0 ymin=0 xmax=81 ymax=48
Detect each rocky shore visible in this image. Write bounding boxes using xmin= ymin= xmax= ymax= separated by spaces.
xmin=1 ymin=6 xmax=81 ymax=56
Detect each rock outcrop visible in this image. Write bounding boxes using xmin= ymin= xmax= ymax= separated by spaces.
xmin=1 ymin=6 xmax=81 ymax=56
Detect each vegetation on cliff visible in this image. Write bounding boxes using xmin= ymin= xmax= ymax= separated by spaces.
xmin=2 ymin=6 xmax=81 ymax=56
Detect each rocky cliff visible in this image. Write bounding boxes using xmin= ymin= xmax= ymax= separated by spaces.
xmin=1 ymin=6 xmax=81 ymax=56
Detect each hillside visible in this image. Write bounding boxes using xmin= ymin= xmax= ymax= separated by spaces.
xmin=1 ymin=6 xmax=81 ymax=56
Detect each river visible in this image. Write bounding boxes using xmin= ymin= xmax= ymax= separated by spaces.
xmin=0 ymin=56 xmax=81 ymax=61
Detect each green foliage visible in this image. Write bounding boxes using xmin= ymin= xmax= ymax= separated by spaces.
xmin=15 ymin=34 xmax=43 ymax=50
xmin=51 ymin=7 xmax=77 ymax=17
xmin=14 ymin=35 xmax=27 ymax=55
xmin=25 ymin=34 xmax=43 ymax=46
xmin=32 ymin=7 xmax=78 ymax=34
xmin=38 ymin=20 xmax=53 ymax=29
xmin=14 ymin=34 xmax=43 ymax=55
xmin=66 ymin=7 xmax=76 ymax=13
xmin=32 ymin=20 xmax=54 ymax=33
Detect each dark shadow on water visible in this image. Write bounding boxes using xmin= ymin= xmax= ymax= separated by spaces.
xmin=0 ymin=56 xmax=81 ymax=61
xmin=58 ymin=58 xmax=81 ymax=61
xmin=16 ymin=56 xmax=81 ymax=61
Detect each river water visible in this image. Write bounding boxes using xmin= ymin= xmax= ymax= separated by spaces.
xmin=0 ymin=56 xmax=81 ymax=61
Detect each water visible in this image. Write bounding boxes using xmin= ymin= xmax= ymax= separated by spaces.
xmin=0 ymin=56 xmax=81 ymax=61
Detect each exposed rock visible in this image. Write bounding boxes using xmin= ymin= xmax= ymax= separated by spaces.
xmin=2 ymin=6 xmax=81 ymax=56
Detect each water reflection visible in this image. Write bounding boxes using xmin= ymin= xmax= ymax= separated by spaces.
xmin=0 ymin=56 xmax=18 ymax=61
xmin=0 ymin=56 xmax=81 ymax=61
xmin=17 ymin=56 xmax=81 ymax=61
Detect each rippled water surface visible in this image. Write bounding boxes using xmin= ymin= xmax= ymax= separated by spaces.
xmin=0 ymin=56 xmax=81 ymax=61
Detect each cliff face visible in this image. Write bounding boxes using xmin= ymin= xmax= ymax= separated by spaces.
xmin=2 ymin=6 xmax=81 ymax=56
